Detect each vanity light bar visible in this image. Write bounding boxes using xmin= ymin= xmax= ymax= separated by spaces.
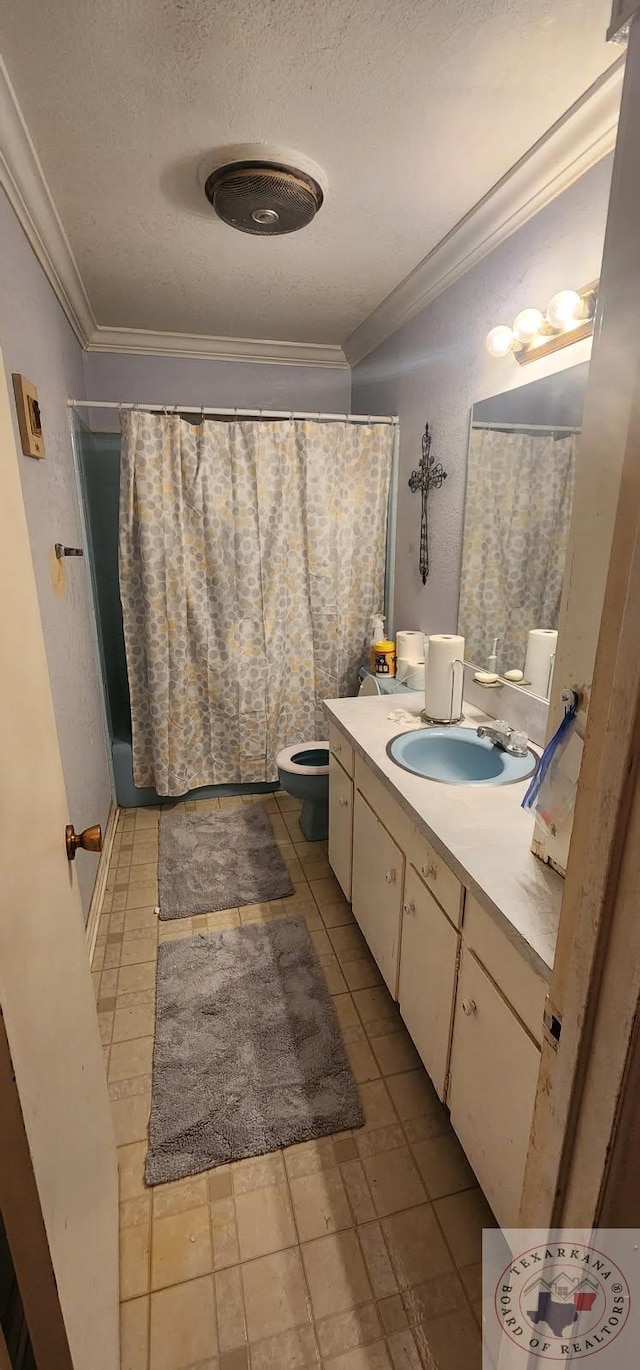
xmin=486 ymin=281 xmax=598 ymax=366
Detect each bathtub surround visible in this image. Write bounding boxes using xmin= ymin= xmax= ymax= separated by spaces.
xmin=119 ymin=410 xmax=393 ymax=794
xmin=146 ymin=916 xmax=364 ymax=1183
xmin=0 ymin=189 xmax=111 ymax=920
xmin=158 ymin=803 xmax=293 ymax=918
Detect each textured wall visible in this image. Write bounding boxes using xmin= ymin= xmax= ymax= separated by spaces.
xmin=352 ymin=156 xmax=614 ymax=639
xmin=0 ymin=190 xmax=112 ymax=919
xmin=82 ymin=351 xmax=352 ymax=428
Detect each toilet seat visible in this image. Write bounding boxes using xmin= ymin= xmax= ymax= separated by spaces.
xmin=276 ymin=741 xmax=330 ymax=776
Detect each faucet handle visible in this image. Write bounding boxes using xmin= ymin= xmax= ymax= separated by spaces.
xmin=510 ymin=730 xmax=529 ymax=756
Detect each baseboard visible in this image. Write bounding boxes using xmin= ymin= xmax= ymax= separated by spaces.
xmin=86 ymin=802 xmax=118 ymax=965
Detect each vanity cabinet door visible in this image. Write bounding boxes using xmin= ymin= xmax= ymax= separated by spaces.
xmin=398 ymin=867 xmax=459 ymax=1101
xmin=352 ymin=791 xmax=404 ymax=997
xmin=448 ymin=947 xmax=541 ymax=1226
xmin=328 ymin=753 xmax=353 ymax=900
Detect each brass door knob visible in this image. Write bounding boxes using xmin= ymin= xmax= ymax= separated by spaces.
xmin=65 ymin=823 xmax=103 ymax=861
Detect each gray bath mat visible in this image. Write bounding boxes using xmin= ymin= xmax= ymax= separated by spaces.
xmin=146 ymin=917 xmax=363 ymax=1183
xmin=158 ymin=802 xmax=294 ymax=919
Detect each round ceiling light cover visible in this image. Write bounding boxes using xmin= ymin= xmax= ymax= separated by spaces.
xmin=204 ymin=160 xmax=324 ymax=235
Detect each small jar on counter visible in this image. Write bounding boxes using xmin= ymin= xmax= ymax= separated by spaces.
xmin=373 ymin=640 xmax=396 ymax=677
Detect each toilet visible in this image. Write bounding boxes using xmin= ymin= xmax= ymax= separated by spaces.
xmin=276 ymin=741 xmax=330 ymax=841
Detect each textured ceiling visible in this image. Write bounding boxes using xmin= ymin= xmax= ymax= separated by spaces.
xmin=0 ymin=0 xmax=617 ymax=344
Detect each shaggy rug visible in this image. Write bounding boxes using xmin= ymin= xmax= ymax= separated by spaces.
xmin=158 ymin=802 xmax=293 ymax=919
xmin=145 ymin=917 xmax=363 ymax=1183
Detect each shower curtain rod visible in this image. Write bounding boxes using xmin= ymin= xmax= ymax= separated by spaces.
xmin=472 ymin=421 xmax=580 ymax=433
xmin=67 ymin=400 xmax=398 ymax=425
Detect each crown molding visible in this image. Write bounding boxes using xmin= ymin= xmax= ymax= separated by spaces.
xmin=0 ymin=56 xmax=95 ymax=346
xmin=86 ymin=326 xmax=349 ymax=369
xmin=344 ymin=58 xmax=625 ymax=367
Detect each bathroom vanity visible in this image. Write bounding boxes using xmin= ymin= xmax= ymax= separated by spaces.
xmin=325 ymin=694 xmax=564 ymax=1227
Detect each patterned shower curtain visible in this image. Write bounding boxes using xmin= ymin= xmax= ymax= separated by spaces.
xmin=458 ymin=428 xmax=577 ymax=673
xmin=119 ymin=411 xmax=393 ymax=795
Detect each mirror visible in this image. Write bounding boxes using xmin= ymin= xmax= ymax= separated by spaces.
xmin=458 ymin=362 xmax=588 ymax=699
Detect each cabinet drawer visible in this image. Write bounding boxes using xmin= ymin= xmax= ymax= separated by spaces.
xmin=406 ymin=830 xmax=464 ymax=928
xmin=463 ymin=893 xmax=546 ymax=1044
xmin=328 ymin=754 xmax=353 ymax=900
xmin=352 ymin=791 xmax=404 ymax=998
xmin=449 ymin=946 xmax=541 ymax=1226
xmin=399 ymin=865 xmax=460 ymax=1100
xmin=329 ymin=723 xmax=354 ymax=777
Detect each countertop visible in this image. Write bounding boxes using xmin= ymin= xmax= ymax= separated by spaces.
xmin=324 ymin=694 xmax=563 ymax=979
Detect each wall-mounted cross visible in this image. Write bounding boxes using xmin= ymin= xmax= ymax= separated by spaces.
xmin=408 ymin=423 xmax=448 ymax=584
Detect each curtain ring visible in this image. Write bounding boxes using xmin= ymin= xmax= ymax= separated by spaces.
xmin=200 ymin=405 xmax=205 ymax=423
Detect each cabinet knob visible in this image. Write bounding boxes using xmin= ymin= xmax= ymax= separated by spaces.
xmin=403 ymin=900 xmax=416 ymax=916
xmin=338 ymin=796 xmax=348 ymax=807
xmin=335 ymin=743 xmax=342 ymax=754
xmin=462 ymin=998 xmax=477 ymax=1017
xmin=421 ymin=862 xmax=437 ymax=881
xmin=385 ymin=869 xmax=397 ymax=884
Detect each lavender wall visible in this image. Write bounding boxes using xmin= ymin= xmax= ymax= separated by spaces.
xmin=82 ymin=350 xmax=352 ymax=427
xmin=352 ymin=156 xmax=614 ymax=639
xmin=0 ymin=190 xmax=111 ymax=919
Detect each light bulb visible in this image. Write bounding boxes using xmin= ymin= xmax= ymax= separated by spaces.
xmin=546 ymin=290 xmax=582 ymax=331
xmin=513 ymin=307 xmax=544 ymax=342
xmin=486 ymin=325 xmax=515 ymax=358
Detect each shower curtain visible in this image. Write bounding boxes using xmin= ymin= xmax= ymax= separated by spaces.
xmin=119 ymin=411 xmax=393 ymax=795
xmin=458 ymin=428 xmax=577 ymax=672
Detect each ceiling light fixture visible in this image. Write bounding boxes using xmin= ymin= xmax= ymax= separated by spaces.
xmin=486 ymin=281 xmax=598 ymax=365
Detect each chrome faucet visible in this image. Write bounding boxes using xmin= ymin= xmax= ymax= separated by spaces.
xmin=476 ymin=719 xmax=529 ymax=756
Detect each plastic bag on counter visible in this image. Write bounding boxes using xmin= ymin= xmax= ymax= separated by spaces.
xmin=522 ymin=691 xmax=582 ymax=837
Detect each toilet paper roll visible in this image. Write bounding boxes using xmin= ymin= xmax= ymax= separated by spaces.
xmin=405 ymin=660 xmax=425 ymax=691
xmin=424 ymin=635 xmax=465 ymax=721
xmin=396 ymin=630 xmax=425 ymax=664
xmin=396 ymin=656 xmax=411 ymax=684
xmin=524 ymin=629 xmax=558 ymax=698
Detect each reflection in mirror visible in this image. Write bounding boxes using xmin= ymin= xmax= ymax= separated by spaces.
xmin=458 ymin=362 xmax=588 ymax=699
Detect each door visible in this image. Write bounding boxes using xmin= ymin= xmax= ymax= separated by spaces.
xmin=352 ymin=790 xmax=404 ymax=996
xmin=398 ymin=866 xmax=460 ymax=1100
xmin=0 ymin=354 xmax=118 ymax=1369
xmin=448 ymin=946 xmax=540 ymax=1227
xmin=328 ymin=753 xmax=353 ymax=900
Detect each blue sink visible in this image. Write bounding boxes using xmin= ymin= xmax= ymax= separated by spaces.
xmin=387 ymin=726 xmax=538 ymax=786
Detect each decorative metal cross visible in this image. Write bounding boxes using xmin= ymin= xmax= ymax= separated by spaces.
xmin=408 ymin=423 xmax=448 ymax=584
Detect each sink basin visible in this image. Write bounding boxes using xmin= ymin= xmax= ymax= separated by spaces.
xmin=386 ymin=726 xmax=538 ymax=786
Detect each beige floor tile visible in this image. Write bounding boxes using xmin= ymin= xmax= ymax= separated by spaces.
xmin=120 ymin=935 xmax=157 ymax=966
xmin=151 ymin=1204 xmax=212 ymax=1289
xmin=302 ymin=1229 xmax=372 ymax=1320
xmin=235 ymin=1181 xmax=297 ymax=1260
xmin=241 ymin=1247 xmax=311 ymax=1342
xmin=289 ymin=1167 xmax=353 ymax=1242
xmin=109 ymin=1035 xmax=154 ymax=1082
xmin=125 ymin=892 xmax=159 ymax=917
xmin=316 ymin=1302 xmax=382 ymax=1360
xmin=309 ymin=928 xmax=333 ymax=957
xmin=332 ymin=995 xmax=361 ymax=1030
xmin=357 ymin=1222 xmax=398 ymax=1299
xmin=459 ymin=1262 xmax=483 ymax=1324
xmin=411 ymin=1133 xmax=476 ymax=1201
xmin=120 ymin=1295 xmax=149 ymax=1370
xmin=329 ymin=925 xmax=368 ymax=959
xmin=356 ymin=1125 xmax=405 ymax=1161
xmin=381 ymin=1204 xmax=454 ymax=1290
xmin=152 ymin=1174 xmax=208 ymax=1218
xmin=384 ymin=1329 xmax=422 ymax=1369
xmin=340 ymin=1159 xmax=376 ymax=1224
xmin=410 ymin=1305 xmax=481 ymax=1369
xmin=385 ymin=1071 xmax=441 ymax=1123
xmin=211 ymin=1195 xmax=240 ymax=1269
xmin=232 ymin=1152 xmax=285 ymax=1193
xmin=149 ymin=1274 xmax=218 ymax=1370
xmin=377 ymin=1295 xmax=408 ymax=1336
xmin=402 ymin=1111 xmax=451 ymax=1146
xmin=324 ymin=1343 xmax=391 ymax=1370
xmin=309 ymin=876 xmax=349 ymax=910
xmin=207 ymin=1169 xmax=233 ymax=1202
xmin=321 ymin=956 xmax=349 ymax=995
xmin=111 ymin=1090 xmax=151 ymax=1146
xmin=130 ymin=844 xmax=160 ymax=866
xmin=113 ymin=1003 xmax=156 ymax=1043
xmin=345 ymin=1038 xmax=381 ymax=1084
xmin=369 ymin=1032 xmax=421 ymax=1078
xmin=342 ymin=956 xmax=383 ymax=992
xmin=248 ymin=1324 xmax=319 ymax=1370
xmin=433 ymin=1188 xmax=496 ymax=1270
xmin=401 ymin=1270 xmax=468 ymax=1325
xmin=352 ymin=987 xmax=398 ymax=1026
xmin=128 ymin=862 xmax=158 ymax=885
xmin=215 ymin=1265 xmax=247 ymax=1352
xmin=118 ymin=960 xmax=157 ymax=994
xmin=284 ymin=1137 xmax=337 ymax=1179
xmin=206 ymin=909 xmax=241 ymax=929
xmin=321 ymin=903 xmax=357 ymax=929
xmin=118 ymin=1141 xmax=148 ymax=1200
xmin=334 ymin=1137 xmax=358 ymax=1163
xmin=120 ymin=1193 xmax=152 ymax=1229
xmin=358 ymin=1080 xmax=398 ymax=1131
xmin=120 ymin=1221 xmax=150 ymax=1300
xmin=362 ymin=1148 xmax=427 ymax=1218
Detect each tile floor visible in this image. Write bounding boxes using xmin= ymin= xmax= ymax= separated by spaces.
xmin=94 ymin=791 xmax=495 ymax=1370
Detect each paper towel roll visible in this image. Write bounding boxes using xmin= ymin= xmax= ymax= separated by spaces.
xmin=424 ymin=635 xmax=465 ymax=721
xmin=396 ymin=630 xmax=425 ymax=664
xmin=406 ymin=660 xmax=426 ymax=691
xmin=524 ymin=629 xmax=558 ymax=698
